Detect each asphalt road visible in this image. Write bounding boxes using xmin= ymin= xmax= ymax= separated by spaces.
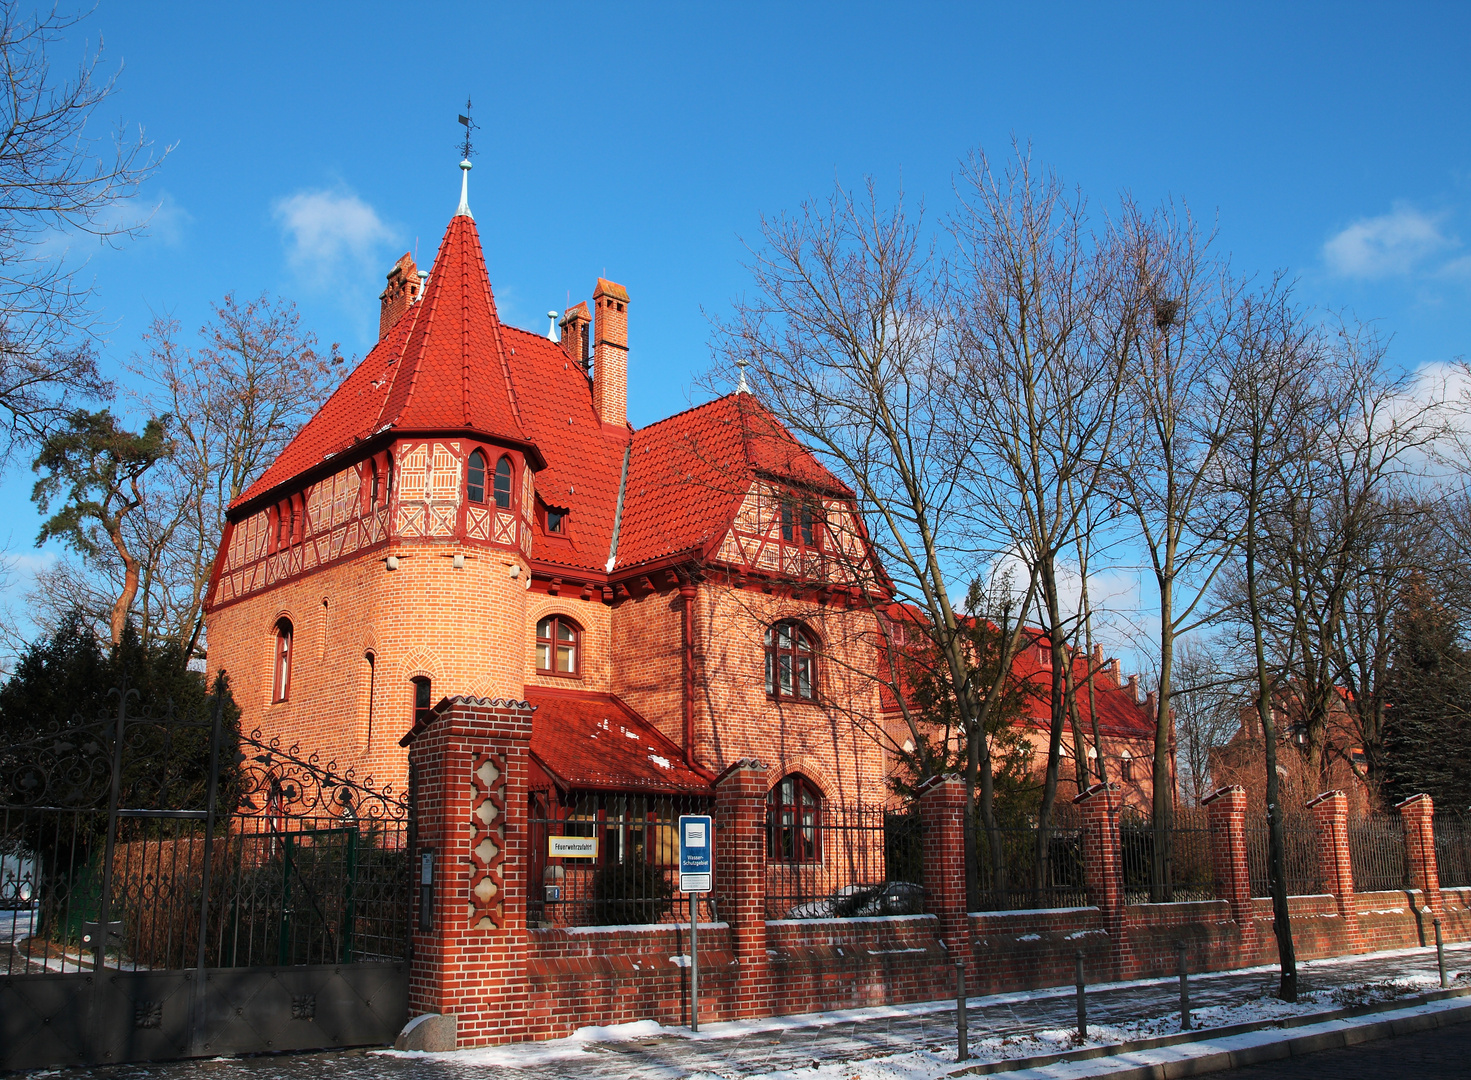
xmin=1205 ymin=1019 xmax=1471 ymax=1079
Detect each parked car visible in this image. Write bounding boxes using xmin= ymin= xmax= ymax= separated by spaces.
xmin=784 ymin=880 xmax=924 ymax=919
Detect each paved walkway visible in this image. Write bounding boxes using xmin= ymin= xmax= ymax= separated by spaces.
xmin=54 ymin=943 xmax=1471 ymax=1080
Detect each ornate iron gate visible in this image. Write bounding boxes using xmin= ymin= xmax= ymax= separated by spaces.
xmin=0 ymin=683 xmax=411 ymax=1069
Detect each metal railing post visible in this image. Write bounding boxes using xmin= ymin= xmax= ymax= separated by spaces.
xmin=1177 ymin=941 xmax=1191 ymax=1030
xmin=1435 ymin=917 xmax=1448 ymax=989
xmin=955 ymin=960 xmax=968 ymax=1060
xmin=1075 ymin=950 xmax=1087 ymax=1040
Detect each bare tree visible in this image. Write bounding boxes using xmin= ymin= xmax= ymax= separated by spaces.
xmin=1248 ymin=324 xmax=1442 ymax=795
xmin=0 ymin=2 xmax=164 ymax=463
xmin=129 ymin=293 xmax=342 ymax=655
xmin=1109 ymin=201 xmax=1245 ymax=897
xmin=1170 ymin=638 xmax=1240 ymax=805
xmin=710 ymin=177 xmax=1038 ymax=907
xmin=952 ymin=146 xmax=1143 ymax=874
xmin=1214 ymin=279 xmax=1320 ymax=1001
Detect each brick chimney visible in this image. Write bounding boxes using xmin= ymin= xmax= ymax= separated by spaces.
xmin=378 ymin=253 xmax=420 ymax=339
xmin=1126 ymin=673 xmax=1139 ymax=701
xmin=592 ymin=278 xmax=629 ymax=432
xmin=1108 ymin=658 xmax=1121 ymax=685
xmin=560 ymin=301 xmax=591 ymax=372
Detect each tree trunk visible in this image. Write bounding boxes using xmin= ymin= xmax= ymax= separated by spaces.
xmin=1247 ymin=454 xmax=1297 ymax=1001
xmin=1152 ymin=575 xmax=1176 ymax=902
xmin=1034 ymin=560 xmax=1068 ymax=900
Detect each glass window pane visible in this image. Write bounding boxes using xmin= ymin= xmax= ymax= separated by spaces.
xmin=797 ymin=657 xmax=811 ymax=698
xmin=537 ymin=618 xmax=551 ymax=638
xmin=556 ymin=644 xmax=575 ymax=673
xmin=778 ymin=655 xmax=792 ymax=693
xmin=557 ymin=621 xmax=574 ymax=642
xmin=536 ymin=642 xmax=549 ymax=670
xmin=764 ymin=652 xmax=773 ymax=694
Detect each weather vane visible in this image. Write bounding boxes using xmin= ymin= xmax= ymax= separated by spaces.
xmin=457 ymin=97 xmax=477 ymax=161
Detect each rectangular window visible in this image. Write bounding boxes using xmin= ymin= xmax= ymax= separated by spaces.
xmin=547 ymin=508 xmax=565 ymax=534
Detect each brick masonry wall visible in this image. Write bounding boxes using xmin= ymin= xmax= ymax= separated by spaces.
xmin=692 ymin=585 xmax=889 ymax=804
xmin=406 ymin=727 xmax=1471 ymax=1048
xmin=208 ymin=540 xmax=532 ymax=793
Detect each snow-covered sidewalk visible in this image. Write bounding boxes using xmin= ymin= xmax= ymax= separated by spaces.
xmin=376 ymin=942 xmax=1471 ymax=1080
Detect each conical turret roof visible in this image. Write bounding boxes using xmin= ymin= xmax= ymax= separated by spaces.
xmin=234 ymin=209 xmax=540 ymax=510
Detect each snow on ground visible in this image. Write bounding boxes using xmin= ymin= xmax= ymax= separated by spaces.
xmin=379 ymin=943 xmax=1471 ymax=1079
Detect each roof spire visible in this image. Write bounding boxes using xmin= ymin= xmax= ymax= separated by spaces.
xmin=456 ymin=158 xmax=473 ymax=219
xmin=735 ymin=355 xmax=751 ymax=394
xmin=456 ymin=99 xmax=477 ymax=219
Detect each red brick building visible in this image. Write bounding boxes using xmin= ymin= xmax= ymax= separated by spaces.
xmin=203 ymin=164 xmax=894 ymax=827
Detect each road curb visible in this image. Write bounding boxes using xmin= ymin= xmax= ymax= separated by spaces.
xmin=948 ymin=986 xmax=1471 ymax=1078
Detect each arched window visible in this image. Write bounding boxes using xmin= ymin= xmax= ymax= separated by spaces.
xmin=272 ymin=618 xmax=293 ymax=703
xmin=493 ymin=456 xmax=513 ymax=509
xmin=467 ymin=449 xmax=487 ymax=504
xmin=765 ymin=621 xmax=817 ymax=701
xmin=368 ymin=459 xmax=380 ymax=507
xmin=536 ymin=615 xmax=580 ymax=676
xmin=1120 ymin=750 xmax=1133 ymax=782
xmin=767 ymin=773 xmax=823 ymax=863
xmin=363 ymin=651 xmax=376 ymax=750
xmin=412 ymin=676 xmax=433 ymax=727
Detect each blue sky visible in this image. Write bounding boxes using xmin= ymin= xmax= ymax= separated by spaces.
xmin=4 ymin=1 xmax=1471 ymax=654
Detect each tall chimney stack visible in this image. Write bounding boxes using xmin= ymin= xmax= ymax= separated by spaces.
xmin=592 ymin=278 xmax=629 ymax=433
xmin=560 ymin=301 xmax=592 ymax=372
xmin=378 ymin=253 xmax=420 ymax=339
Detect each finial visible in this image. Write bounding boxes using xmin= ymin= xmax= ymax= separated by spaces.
xmin=456 ymin=159 xmax=473 ymax=219
xmin=736 ymin=356 xmax=751 ymax=394
xmin=546 ymin=311 xmax=559 ymax=341
xmin=417 ymin=268 xmax=429 ymax=300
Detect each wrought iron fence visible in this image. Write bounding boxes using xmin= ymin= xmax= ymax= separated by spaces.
xmin=971 ymin=812 xmax=1088 ymax=912
xmin=1 ymin=707 xmax=410 ymax=976
xmin=1121 ymin=808 xmax=1215 ymax=904
xmin=1245 ymin=816 xmax=1324 ymax=897
xmin=765 ymin=805 xmax=923 ymax=920
xmin=1347 ymin=814 xmax=1408 ymax=893
xmin=527 ymin=790 xmax=714 ymax=927
xmin=1435 ymin=815 xmax=1471 ymax=889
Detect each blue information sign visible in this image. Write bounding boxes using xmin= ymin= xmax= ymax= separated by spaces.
xmin=678 ymin=814 xmax=713 ymax=893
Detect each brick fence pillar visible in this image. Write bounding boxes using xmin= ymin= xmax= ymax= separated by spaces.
xmin=917 ymin=774 xmax=970 ymax=958
xmin=1307 ymin=789 xmax=1362 ymax=950
xmin=1202 ymin=785 xmax=1253 ymax=930
xmin=404 ymin=695 xmax=535 ymax=1048
xmin=715 ymin=758 xmax=768 ymax=1021
xmin=1397 ymin=793 xmax=1444 ymax=920
xmin=1074 ymin=783 xmax=1125 ymax=936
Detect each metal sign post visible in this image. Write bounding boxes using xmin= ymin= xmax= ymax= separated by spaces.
xmin=679 ymin=814 xmax=713 ymax=1032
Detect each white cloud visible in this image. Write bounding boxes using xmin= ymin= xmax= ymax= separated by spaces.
xmin=271 ymin=187 xmax=396 ymax=290
xmin=1322 ymin=203 xmax=1455 ymax=279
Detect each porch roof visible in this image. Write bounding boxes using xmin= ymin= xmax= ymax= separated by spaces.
xmin=526 ymin=687 xmax=715 ymax=796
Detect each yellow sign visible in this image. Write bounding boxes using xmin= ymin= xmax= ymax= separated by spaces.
xmin=549 ymin=835 xmax=598 ymax=859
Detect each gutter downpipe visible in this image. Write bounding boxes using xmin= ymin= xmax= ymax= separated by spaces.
xmin=680 ymin=580 xmax=697 ymax=770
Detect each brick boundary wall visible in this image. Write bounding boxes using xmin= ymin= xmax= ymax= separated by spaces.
xmin=404 ymin=726 xmax=1471 ymax=1048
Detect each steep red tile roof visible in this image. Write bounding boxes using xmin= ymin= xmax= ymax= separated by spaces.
xmin=229 ymin=206 xmax=857 ymax=584
xmin=614 ymin=392 xmax=852 ymax=571
xmin=525 ymin=687 xmax=713 ymax=794
xmin=1009 ymin=630 xmax=1154 ymax=739
xmin=496 ymin=323 xmax=625 ymax=575
xmin=234 ymin=211 xmax=534 ymax=509
xmin=877 ymin=608 xmax=1154 ymax=740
